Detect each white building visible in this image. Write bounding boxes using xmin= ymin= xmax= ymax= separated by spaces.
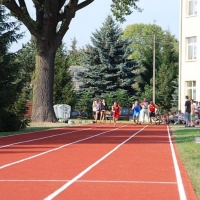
xmin=179 ymin=0 xmax=200 ymax=111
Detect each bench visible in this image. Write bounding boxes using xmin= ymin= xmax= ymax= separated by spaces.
xmin=69 ymin=111 xmax=88 ymax=124
xmin=105 ymin=107 xmax=132 ymax=123
xmin=77 ymin=112 xmax=88 ymax=123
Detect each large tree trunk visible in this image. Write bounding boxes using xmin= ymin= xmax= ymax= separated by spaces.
xmin=2 ymin=0 xmax=96 ymax=123
xmin=31 ymin=41 xmax=57 ymax=122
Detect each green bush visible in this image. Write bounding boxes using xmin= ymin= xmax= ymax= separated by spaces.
xmin=0 ymin=110 xmax=24 ymax=132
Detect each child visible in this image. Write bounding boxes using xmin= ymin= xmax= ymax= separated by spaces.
xmin=112 ymin=102 xmax=121 ymax=126
xmin=132 ymin=100 xmax=141 ymax=125
xmin=148 ymin=101 xmax=158 ymax=125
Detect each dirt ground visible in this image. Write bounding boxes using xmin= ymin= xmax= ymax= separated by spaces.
xmin=29 ymin=122 xmax=71 ymax=127
xmin=29 ymin=119 xmax=90 ymax=127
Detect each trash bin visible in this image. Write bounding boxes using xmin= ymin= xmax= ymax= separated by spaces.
xmin=54 ymin=104 xmax=71 ymax=122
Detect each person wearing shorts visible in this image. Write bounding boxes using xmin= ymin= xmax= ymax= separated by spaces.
xmin=92 ymin=99 xmax=100 ymax=123
xmin=132 ymin=100 xmax=141 ymax=125
xmin=148 ymin=101 xmax=158 ymax=125
xmin=100 ymin=99 xmax=108 ymax=122
xmin=112 ymin=102 xmax=121 ymax=126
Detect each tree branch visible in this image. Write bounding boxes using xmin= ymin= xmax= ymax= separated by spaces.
xmin=75 ymin=0 xmax=94 ymax=11
xmin=55 ymin=0 xmax=94 ymax=48
xmin=2 ymin=0 xmax=39 ymax=37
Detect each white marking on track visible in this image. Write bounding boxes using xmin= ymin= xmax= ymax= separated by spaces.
xmin=167 ymin=125 xmax=187 ymax=200
xmin=0 ymin=128 xmax=91 ymax=149
xmin=0 ymin=126 xmax=126 ymax=170
xmin=44 ymin=125 xmax=147 ymax=200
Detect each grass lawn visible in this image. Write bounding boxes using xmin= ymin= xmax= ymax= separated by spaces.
xmin=170 ymin=125 xmax=200 ymax=199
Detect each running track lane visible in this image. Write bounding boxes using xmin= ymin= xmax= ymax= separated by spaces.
xmin=0 ymin=124 xmax=197 ymax=200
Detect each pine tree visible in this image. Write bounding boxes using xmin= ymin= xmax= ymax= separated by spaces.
xmin=79 ymin=15 xmax=138 ymax=97
xmin=0 ymin=5 xmax=26 ymax=131
xmin=53 ymin=45 xmax=76 ymax=107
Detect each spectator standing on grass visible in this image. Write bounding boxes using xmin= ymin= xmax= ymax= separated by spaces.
xmin=148 ymin=101 xmax=158 ymax=125
xmin=132 ymin=100 xmax=141 ymax=125
xmin=112 ymin=102 xmax=121 ymax=126
xmin=190 ymin=99 xmax=195 ymax=127
xmin=184 ymin=95 xmax=191 ymax=127
xmin=100 ymin=99 xmax=108 ymax=123
xmin=140 ymin=98 xmax=149 ymax=123
xmin=92 ymin=99 xmax=101 ymax=123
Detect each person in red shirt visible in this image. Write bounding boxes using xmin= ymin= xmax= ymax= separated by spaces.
xmin=112 ymin=102 xmax=121 ymax=126
xmin=148 ymin=101 xmax=158 ymax=125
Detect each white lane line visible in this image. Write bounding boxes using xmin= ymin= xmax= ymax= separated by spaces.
xmin=0 ymin=128 xmax=91 ymax=149
xmin=44 ymin=125 xmax=147 ymax=200
xmin=0 ymin=179 xmax=176 ymax=184
xmin=167 ymin=125 xmax=187 ymax=200
xmin=0 ymin=124 xmax=109 ymax=149
xmin=0 ymin=126 xmax=125 ymax=170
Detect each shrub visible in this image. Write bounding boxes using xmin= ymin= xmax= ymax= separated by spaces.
xmin=0 ymin=110 xmax=25 ymax=132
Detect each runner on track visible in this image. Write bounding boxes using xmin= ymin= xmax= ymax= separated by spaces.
xmin=132 ymin=100 xmax=141 ymax=125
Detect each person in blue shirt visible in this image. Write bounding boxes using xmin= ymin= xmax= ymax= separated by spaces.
xmin=132 ymin=100 xmax=141 ymax=125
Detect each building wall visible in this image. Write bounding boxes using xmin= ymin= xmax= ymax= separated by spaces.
xmin=179 ymin=0 xmax=200 ymax=112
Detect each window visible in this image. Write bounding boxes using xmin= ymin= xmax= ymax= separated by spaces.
xmin=188 ymin=0 xmax=198 ymax=16
xmin=185 ymin=81 xmax=196 ymax=100
xmin=186 ymin=36 xmax=197 ymax=60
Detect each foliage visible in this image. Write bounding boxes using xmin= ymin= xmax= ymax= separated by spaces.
xmin=76 ymin=89 xmax=94 ymax=118
xmin=123 ymin=24 xmax=164 ymax=94
xmin=66 ymin=38 xmax=83 ymax=66
xmin=170 ymin=76 xmax=179 ymax=112
xmin=111 ymin=0 xmax=142 ymax=22
xmin=0 ymin=5 xmax=28 ymax=131
xmin=16 ymin=40 xmax=77 ymax=107
xmin=1 ymin=0 xmax=140 ymax=122
xmin=123 ymin=24 xmax=179 ymax=110
xmin=15 ymin=40 xmax=36 ymax=101
xmin=0 ymin=109 xmax=21 ymax=132
xmin=53 ymin=45 xmax=77 ymax=107
xmin=79 ymin=15 xmax=139 ymax=98
xmin=76 ymin=89 xmax=133 ymax=118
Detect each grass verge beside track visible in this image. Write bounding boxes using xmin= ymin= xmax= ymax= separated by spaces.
xmin=0 ymin=122 xmax=69 ymax=137
xmin=171 ymin=125 xmax=200 ymax=199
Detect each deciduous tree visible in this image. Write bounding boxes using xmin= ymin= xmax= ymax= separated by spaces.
xmin=1 ymin=0 xmax=140 ymax=122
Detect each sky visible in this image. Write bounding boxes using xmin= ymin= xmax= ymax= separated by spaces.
xmin=10 ymin=0 xmax=180 ymax=52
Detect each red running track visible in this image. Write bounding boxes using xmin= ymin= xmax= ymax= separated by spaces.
xmin=0 ymin=123 xmax=197 ymax=200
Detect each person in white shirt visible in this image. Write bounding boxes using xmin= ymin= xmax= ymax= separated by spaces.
xmin=92 ymin=99 xmax=101 ymax=123
xmin=140 ymin=98 xmax=149 ymax=123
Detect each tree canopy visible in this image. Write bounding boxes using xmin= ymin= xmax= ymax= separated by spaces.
xmin=1 ymin=0 xmax=141 ymax=122
xmin=123 ymin=23 xmax=179 ymax=110
xmin=79 ymin=15 xmax=138 ymax=97
xmin=0 ymin=5 xmax=27 ymax=131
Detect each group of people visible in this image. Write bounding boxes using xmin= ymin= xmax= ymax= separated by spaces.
xmin=165 ymin=96 xmax=200 ymax=127
xmin=92 ymin=99 xmax=109 ymax=123
xmin=92 ymin=96 xmax=200 ymax=127
xmin=131 ymin=98 xmax=158 ymax=125
xmin=92 ymin=99 xmax=121 ymax=125
xmin=92 ymin=97 xmax=159 ymax=125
